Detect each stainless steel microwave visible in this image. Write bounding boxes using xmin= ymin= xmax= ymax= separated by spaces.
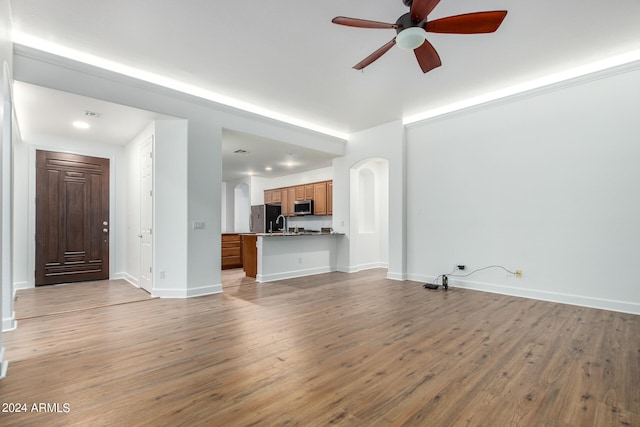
xmin=294 ymin=200 xmax=314 ymax=215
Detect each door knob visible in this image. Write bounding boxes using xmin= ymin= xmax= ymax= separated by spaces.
xmin=103 ymin=221 xmax=108 ymax=226
xmin=103 ymin=228 xmax=109 ymax=233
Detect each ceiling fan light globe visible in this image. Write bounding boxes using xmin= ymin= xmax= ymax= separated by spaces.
xmin=396 ymin=27 xmax=426 ymax=50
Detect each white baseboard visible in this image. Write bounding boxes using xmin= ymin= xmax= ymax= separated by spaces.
xmin=14 ymin=281 xmax=30 ymax=290
xmin=118 ymin=273 xmax=139 ymax=288
xmin=2 ymin=312 xmax=17 ymax=332
xmin=408 ymin=273 xmax=640 ymax=315
xmin=152 ymin=283 xmax=223 ymax=298
xmin=387 ymin=271 xmax=406 ymax=281
xmin=337 ymin=265 xmax=358 ymax=273
xmin=0 ymin=347 xmax=7 ymax=379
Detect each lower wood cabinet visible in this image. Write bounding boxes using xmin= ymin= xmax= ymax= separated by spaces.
xmin=242 ymin=235 xmax=257 ymax=278
xmin=221 ymin=234 xmax=243 ymax=269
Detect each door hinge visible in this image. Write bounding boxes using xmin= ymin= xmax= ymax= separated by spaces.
xmin=149 ymin=228 xmax=152 ymax=235
xmin=149 ymin=151 xmax=153 ymax=159
xmin=150 ymin=266 xmax=152 ymax=273
xmin=149 ymin=190 xmax=153 ymax=197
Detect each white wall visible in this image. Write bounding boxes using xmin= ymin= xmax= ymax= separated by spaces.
xmin=333 ymin=120 xmax=404 ymax=278
xmin=405 ymin=64 xmax=640 ymax=314
xmin=233 ymin=182 xmax=250 ymax=232
xmin=1 ymin=67 xmax=15 ymax=334
xmin=155 ymin=119 xmax=192 ymax=296
xmin=221 ymin=176 xmax=250 ymax=233
xmin=0 ymin=0 xmax=11 ymax=377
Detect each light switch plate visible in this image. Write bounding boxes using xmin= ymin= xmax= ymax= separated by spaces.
xmin=193 ymin=221 xmax=206 ymax=230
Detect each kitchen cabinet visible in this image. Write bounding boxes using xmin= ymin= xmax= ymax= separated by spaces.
xmin=263 ymin=180 xmax=333 ymax=216
xmin=242 ymin=234 xmax=257 ymax=278
xmin=272 ymin=189 xmax=281 ymax=203
xmin=305 ymin=184 xmax=314 ymax=200
xmin=221 ymin=234 xmax=242 ymax=269
xmin=281 ymin=188 xmax=289 ymax=216
xmin=327 ymin=181 xmax=333 ymax=215
xmin=288 ymin=187 xmax=296 ymax=217
xmin=314 ymin=182 xmax=328 ymax=216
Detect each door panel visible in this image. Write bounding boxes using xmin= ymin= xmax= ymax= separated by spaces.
xmin=140 ymin=138 xmax=153 ymax=293
xmin=36 ymin=150 xmax=110 ymax=285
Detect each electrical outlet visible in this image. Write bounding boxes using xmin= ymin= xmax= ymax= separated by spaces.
xmin=515 ymin=270 xmax=522 ymax=278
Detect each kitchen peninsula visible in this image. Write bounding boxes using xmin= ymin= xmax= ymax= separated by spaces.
xmin=242 ymin=231 xmax=344 ymax=282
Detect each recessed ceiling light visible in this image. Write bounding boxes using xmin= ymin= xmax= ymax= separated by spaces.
xmin=73 ymin=121 xmax=90 ymax=129
xmin=286 ymin=162 xmax=293 ymax=167
xmin=265 ymin=166 xmax=272 ymax=171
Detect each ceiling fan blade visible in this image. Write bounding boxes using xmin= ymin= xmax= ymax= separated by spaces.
xmin=353 ymin=38 xmax=397 ymax=70
xmin=410 ymin=0 xmax=441 ymax=22
xmin=426 ymin=11 xmax=508 ymax=34
xmin=332 ymin=16 xmax=398 ymax=29
xmin=414 ymin=39 xmax=442 ymax=73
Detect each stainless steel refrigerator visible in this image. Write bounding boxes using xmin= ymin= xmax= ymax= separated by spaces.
xmin=250 ymin=204 xmax=282 ymax=233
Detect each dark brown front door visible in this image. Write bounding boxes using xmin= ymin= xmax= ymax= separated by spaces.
xmin=35 ymin=150 xmax=110 ymax=286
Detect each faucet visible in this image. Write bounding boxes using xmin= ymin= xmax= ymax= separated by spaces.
xmin=276 ymin=214 xmax=287 ymax=233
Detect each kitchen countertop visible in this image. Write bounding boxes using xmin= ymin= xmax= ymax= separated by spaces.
xmin=242 ymin=232 xmax=344 ymax=237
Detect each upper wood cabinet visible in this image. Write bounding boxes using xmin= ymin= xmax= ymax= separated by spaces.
xmin=305 ymin=184 xmax=314 ymax=200
xmin=327 ymin=181 xmax=333 ymax=215
xmin=280 ymin=188 xmax=289 ymax=216
xmin=263 ymin=180 xmax=333 ymax=216
xmin=288 ymin=187 xmax=296 ymax=217
xmin=313 ymin=182 xmax=328 ymax=216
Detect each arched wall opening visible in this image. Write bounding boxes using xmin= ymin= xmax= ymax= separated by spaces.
xmin=349 ymin=158 xmax=389 ymax=271
xmin=233 ymin=182 xmax=250 ymax=233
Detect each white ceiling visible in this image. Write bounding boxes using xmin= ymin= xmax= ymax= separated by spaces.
xmin=12 ymin=81 xmax=175 ymax=145
xmin=9 ymin=0 xmax=640 ymax=176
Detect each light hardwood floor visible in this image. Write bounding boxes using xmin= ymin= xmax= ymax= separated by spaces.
xmin=1 ymin=269 xmax=638 ymax=426
xmin=13 ymin=279 xmax=155 ymax=320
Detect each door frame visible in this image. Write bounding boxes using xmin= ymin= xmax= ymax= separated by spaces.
xmin=26 ymin=145 xmax=117 ymax=288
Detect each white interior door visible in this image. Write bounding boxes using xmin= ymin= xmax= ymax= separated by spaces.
xmin=140 ymin=137 xmax=153 ymax=293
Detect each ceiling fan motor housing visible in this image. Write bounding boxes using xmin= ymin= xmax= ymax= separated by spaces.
xmin=395 ymin=12 xmax=425 ymax=33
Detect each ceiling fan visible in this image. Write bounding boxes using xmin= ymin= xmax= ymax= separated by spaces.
xmin=332 ymin=0 xmax=507 ymax=73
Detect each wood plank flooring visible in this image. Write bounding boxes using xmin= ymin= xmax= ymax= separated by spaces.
xmin=13 ymin=279 xmax=155 ymax=320
xmin=1 ymin=269 xmax=638 ymax=426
